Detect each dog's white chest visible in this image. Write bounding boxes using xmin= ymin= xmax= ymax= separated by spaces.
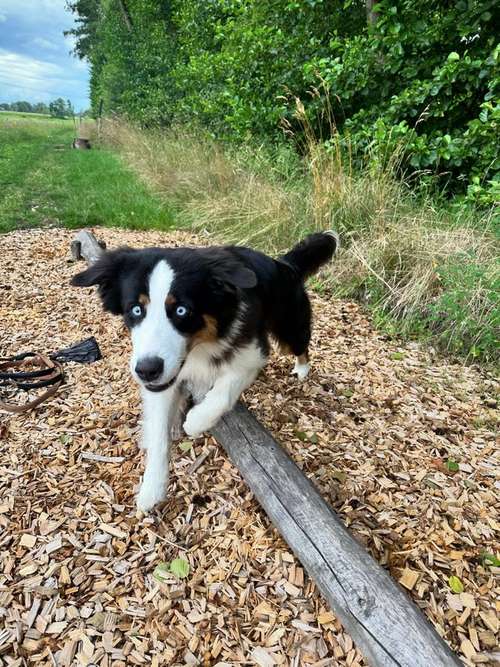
xmin=179 ymin=343 xmax=220 ymax=402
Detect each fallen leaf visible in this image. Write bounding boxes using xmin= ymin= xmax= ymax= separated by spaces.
xmin=152 ymin=562 xmax=171 ymax=583
xmin=481 ymin=551 xmax=500 ymax=567
xmin=169 ymin=558 xmax=190 ymax=579
xmin=448 ymin=575 xmax=464 ymax=594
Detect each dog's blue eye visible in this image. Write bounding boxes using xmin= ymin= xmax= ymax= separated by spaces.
xmin=131 ymin=305 xmax=143 ymax=318
xmin=175 ymin=305 xmax=187 ymax=317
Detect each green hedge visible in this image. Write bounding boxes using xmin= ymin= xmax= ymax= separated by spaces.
xmin=68 ymin=0 xmax=499 ymax=204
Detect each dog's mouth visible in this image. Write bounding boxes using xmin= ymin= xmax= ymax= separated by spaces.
xmin=144 ymin=359 xmax=185 ymax=393
xmin=145 ymin=375 xmax=177 ymax=393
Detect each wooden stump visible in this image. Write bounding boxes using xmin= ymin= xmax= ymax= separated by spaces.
xmin=72 ymin=138 xmax=91 ymax=150
xmin=70 ymin=230 xmax=106 ymax=264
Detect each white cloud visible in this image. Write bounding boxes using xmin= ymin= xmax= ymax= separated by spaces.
xmin=0 ymin=1 xmax=90 ymax=109
xmin=0 ymin=0 xmax=69 ymax=23
xmin=64 ymin=33 xmax=77 ymax=50
xmin=32 ymin=36 xmax=59 ymax=51
xmin=0 ymin=48 xmax=82 ymax=100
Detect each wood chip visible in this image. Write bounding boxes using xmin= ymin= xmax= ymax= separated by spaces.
xmin=251 ymin=647 xmax=277 ymax=666
xmin=20 ymin=534 xmax=37 ymax=548
xmin=80 ymin=452 xmax=125 ymax=463
xmin=399 ymin=568 xmax=419 ymax=591
xmin=99 ymin=522 xmax=127 ymax=539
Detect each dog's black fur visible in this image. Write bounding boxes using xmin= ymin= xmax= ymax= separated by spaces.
xmin=72 ymin=231 xmax=338 ymax=364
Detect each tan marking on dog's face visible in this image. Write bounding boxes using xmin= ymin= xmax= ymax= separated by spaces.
xmin=297 ymin=352 xmax=309 ymax=364
xmin=138 ymin=293 xmax=150 ymax=307
xmin=165 ymin=294 xmax=176 ymax=307
xmin=189 ymin=314 xmax=218 ymax=349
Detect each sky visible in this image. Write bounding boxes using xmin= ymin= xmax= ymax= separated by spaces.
xmin=0 ymin=0 xmax=90 ymax=111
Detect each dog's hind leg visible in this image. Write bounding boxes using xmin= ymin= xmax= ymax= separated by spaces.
xmin=170 ymin=383 xmax=190 ymax=441
xmin=275 ymin=290 xmax=312 ymax=381
xmin=292 ymin=351 xmax=310 ymax=381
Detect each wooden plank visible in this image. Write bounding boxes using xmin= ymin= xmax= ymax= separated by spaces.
xmin=211 ymin=402 xmax=461 ymax=667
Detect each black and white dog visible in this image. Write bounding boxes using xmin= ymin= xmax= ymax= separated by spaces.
xmin=72 ymin=231 xmax=338 ymax=511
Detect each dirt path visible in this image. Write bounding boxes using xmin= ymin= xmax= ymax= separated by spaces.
xmin=0 ymin=228 xmax=498 ymax=666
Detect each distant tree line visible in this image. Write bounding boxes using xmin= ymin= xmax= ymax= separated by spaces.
xmin=0 ymin=98 xmax=76 ymax=118
xmin=66 ymin=0 xmax=498 ymax=204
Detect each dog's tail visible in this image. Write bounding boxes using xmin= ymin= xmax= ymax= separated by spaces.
xmin=280 ymin=230 xmax=339 ymax=280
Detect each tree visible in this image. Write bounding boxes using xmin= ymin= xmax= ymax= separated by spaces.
xmin=11 ymin=101 xmax=33 ymax=112
xmin=49 ymin=98 xmax=73 ymax=118
xmin=33 ymin=102 xmax=49 ymax=114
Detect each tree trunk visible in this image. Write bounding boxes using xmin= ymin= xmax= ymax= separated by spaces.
xmin=211 ymin=404 xmax=462 ymax=667
xmin=117 ymin=0 xmax=133 ymax=32
xmin=366 ymin=0 xmax=378 ymax=27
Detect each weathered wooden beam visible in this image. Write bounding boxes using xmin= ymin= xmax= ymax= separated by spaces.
xmin=211 ymin=403 xmax=461 ymax=667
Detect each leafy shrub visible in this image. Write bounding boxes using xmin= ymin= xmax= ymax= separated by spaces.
xmin=425 ymin=257 xmax=499 ymax=360
xmin=103 ymin=118 xmax=498 ymax=363
xmin=67 ymin=0 xmax=499 ymax=202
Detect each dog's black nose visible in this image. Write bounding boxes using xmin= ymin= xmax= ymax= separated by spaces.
xmin=135 ymin=357 xmax=164 ymax=383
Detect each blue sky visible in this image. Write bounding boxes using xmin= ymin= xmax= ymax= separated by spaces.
xmin=0 ymin=0 xmax=90 ymax=111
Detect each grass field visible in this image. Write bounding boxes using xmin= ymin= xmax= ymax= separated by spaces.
xmin=0 ymin=114 xmax=173 ymax=233
xmin=0 ymin=111 xmax=55 ymax=120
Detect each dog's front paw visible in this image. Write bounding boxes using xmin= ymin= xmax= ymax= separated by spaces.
xmin=136 ymin=479 xmax=166 ymax=513
xmin=183 ymin=407 xmax=211 ymax=438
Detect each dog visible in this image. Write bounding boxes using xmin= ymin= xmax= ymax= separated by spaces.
xmin=71 ymin=231 xmax=338 ymax=511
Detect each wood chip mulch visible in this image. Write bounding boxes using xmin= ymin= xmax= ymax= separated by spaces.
xmin=0 ymin=227 xmax=498 ymax=667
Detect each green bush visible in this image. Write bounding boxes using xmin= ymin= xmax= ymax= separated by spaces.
xmin=425 ymin=257 xmax=499 ymax=360
xmin=68 ymin=0 xmax=499 ymax=203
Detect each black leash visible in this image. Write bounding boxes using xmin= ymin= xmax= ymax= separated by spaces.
xmin=0 ymin=337 xmax=101 ymax=413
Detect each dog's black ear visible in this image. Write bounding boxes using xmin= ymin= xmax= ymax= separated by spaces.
xmin=210 ymin=259 xmax=257 ymax=291
xmin=71 ymin=248 xmax=133 ymax=314
xmin=226 ymin=265 xmax=257 ymax=289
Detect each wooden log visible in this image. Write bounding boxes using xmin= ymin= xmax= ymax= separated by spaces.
xmin=70 ymin=230 xmax=106 ymax=264
xmin=211 ymin=403 xmax=461 ymax=667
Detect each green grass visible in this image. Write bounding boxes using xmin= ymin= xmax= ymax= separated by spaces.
xmin=0 ymin=111 xmax=54 ymax=120
xmin=0 ymin=115 xmax=174 ymax=233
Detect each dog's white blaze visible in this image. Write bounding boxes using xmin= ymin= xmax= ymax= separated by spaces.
xmin=130 ymin=260 xmax=186 ymax=384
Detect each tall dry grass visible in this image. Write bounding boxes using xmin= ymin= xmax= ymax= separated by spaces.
xmin=102 ymin=116 xmax=498 ymax=362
